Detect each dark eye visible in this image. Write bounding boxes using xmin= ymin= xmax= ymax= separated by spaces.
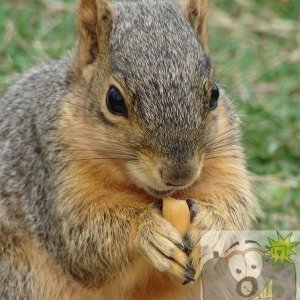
xmin=251 ymin=264 xmax=257 ymax=269
xmin=210 ymin=84 xmax=219 ymax=110
xmin=106 ymin=86 xmax=127 ymax=116
xmin=236 ymin=268 xmax=242 ymax=274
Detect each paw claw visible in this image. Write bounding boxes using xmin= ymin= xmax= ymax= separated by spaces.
xmin=138 ymin=208 xmax=189 ymax=281
xmin=182 ymin=274 xmax=195 ymax=285
xmin=185 ymin=199 xmax=197 ymax=221
xmin=186 ymin=259 xmax=195 ymax=276
xmin=153 ymin=200 xmax=163 ymax=212
xmin=176 ymin=241 xmax=185 ymax=251
xmin=183 ymin=236 xmax=192 ymax=254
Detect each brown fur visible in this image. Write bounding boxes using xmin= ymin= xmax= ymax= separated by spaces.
xmin=41 ymin=0 xmax=255 ymax=297
xmin=0 ymin=0 xmax=256 ymax=298
xmin=38 ymin=89 xmax=253 ymax=298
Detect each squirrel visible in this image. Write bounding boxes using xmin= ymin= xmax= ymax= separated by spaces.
xmin=0 ymin=0 xmax=256 ymax=299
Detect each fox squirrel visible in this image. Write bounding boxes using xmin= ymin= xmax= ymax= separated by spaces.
xmin=0 ymin=0 xmax=256 ymax=299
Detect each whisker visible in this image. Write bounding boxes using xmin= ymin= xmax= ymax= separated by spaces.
xmin=62 ymin=100 xmax=92 ymax=113
xmin=66 ymin=157 xmax=136 ymax=163
xmin=203 ymin=126 xmax=240 ymax=149
xmin=204 ymin=154 xmax=241 ymax=161
xmin=215 ymin=61 xmax=239 ymax=83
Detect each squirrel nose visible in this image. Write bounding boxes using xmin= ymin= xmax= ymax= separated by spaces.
xmin=160 ymin=166 xmax=198 ymax=187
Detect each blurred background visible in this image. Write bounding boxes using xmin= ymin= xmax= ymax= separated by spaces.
xmin=0 ymin=0 xmax=299 ymax=229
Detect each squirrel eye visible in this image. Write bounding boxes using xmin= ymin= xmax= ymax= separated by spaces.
xmin=106 ymin=86 xmax=127 ymax=117
xmin=210 ymin=84 xmax=219 ymax=110
xmin=236 ymin=268 xmax=242 ymax=274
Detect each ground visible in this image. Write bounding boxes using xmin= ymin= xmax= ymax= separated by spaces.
xmin=0 ymin=0 xmax=299 ymax=230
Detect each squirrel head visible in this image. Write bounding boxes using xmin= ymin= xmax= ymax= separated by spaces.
xmin=70 ymin=0 xmax=220 ymax=198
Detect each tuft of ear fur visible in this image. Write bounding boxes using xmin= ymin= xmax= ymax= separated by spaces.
xmin=73 ymin=0 xmax=113 ymax=80
xmin=178 ymin=0 xmax=209 ymax=53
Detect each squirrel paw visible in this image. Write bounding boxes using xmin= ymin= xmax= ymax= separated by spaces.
xmin=185 ymin=199 xmax=236 ymax=281
xmin=137 ymin=208 xmax=194 ymax=282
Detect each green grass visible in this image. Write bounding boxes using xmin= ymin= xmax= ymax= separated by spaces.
xmin=1 ymin=0 xmax=299 ymax=230
xmin=209 ymin=1 xmax=300 ymax=229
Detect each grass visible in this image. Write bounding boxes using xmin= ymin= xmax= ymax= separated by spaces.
xmin=1 ymin=0 xmax=299 ymax=230
xmin=209 ymin=1 xmax=300 ymax=229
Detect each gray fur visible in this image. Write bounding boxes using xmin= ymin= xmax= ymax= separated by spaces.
xmin=110 ymin=0 xmax=212 ymax=167
xmin=0 ymin=0 xmax=249 ymax=296
xmin=113 ymin=1 xmax=211 ymax=130
xmin=0 ymin=58 xmax=72 ymax=296
xmin=0 ymin=58 xmax=70 ymax=228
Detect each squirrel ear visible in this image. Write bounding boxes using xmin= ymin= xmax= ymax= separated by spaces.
xmin=75 ymin=0 xmax=113 ymax=69
xmin=178 ymin=0 xmax=209 ymax=53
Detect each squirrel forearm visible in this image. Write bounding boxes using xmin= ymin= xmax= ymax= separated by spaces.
xmin=191 ymin=152 xmax=256 ymax=230
xmin=197 ymin=186 xmax=254 ymax=230
xmin=53 ymin=198 xmax=146 ymax=287
xmin=187 ymin=179 xmax=256 ymax=278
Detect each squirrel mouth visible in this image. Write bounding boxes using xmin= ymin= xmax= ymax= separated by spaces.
xmin=145 ymin=186 xmax=175 ymax=198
